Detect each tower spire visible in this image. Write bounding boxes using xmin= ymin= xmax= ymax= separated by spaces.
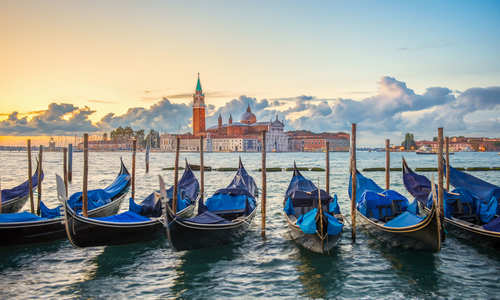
xmin=196 ymin=72 xmax=202 ymax=93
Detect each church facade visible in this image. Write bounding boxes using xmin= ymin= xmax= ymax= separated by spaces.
xmin=191 ymin=74 xmax=289 ymax=152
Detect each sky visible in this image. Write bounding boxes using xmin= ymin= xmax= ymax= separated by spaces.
xmin=1 ymin=0 xmax=499 ymax=146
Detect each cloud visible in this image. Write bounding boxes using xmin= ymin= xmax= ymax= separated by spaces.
xmin=97 ymin=97 xmax=192 ymax=133
xmin=88 ymin=99 xmax=117 ymax=104
xmin=0 ymin=103 xmax=99 ymax=135
xmin=0 ymin=77 xmax=498 ymax=145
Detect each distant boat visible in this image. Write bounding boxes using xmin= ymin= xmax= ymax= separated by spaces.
xmin=415 ymin=145 xmax=454 ymax=155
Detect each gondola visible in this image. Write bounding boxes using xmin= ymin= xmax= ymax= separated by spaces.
xmin=165 ymin=158 xmax=258 ymax=251
xmin=402 ymin=158 xmax=500 ymax=248
xmin=283 ymin=163 xmax=344 ymax=254
xmin=0 ymin=159 xmax=130 ymax=246
xmin=63 ymin=162 xmax=199 ymax=247
xmin=349 ymin=169 xmax=442 ymax=251
xmin=1 ymin=163 xmax=44 ymax=213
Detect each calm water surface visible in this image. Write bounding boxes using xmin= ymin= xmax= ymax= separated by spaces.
xmin=1 ymin=151 xmax=499 ymax=299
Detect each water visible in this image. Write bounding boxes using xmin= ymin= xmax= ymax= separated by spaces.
xmin=1 ymin=151 xmax=499 ymax=299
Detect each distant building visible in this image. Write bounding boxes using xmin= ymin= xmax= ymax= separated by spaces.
xmin=288 ymin=131 xmax=350 ymax=152
xmin=159 ymin=74 xmax=351 ymax=153
xmin=77 ymin=140 xmax=132 ymax=151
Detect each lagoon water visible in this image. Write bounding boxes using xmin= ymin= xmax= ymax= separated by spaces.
xmin=0 ymin=151 xmax=499 ymax=299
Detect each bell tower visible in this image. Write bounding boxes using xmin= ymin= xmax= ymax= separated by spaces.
xmin=192 ymin=73 xmax=206 ymax=136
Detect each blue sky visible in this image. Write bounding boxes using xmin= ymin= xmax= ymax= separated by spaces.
xmin=1 ymin=0 xmax=499 ymax=145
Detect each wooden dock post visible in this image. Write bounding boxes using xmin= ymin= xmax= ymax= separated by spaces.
xmin=132 ymin=139 xmax=137 ymax=200
xmin=318 ymin=179 xmax=324 ymax=252
xmin=437 ymin=128 xmax=444 ymax=219
xmin=261 ymin=130 xmax=267 ymax=238
xmin=63 ymin=147 xmax=68 ymax=197
xmin=200 ymin=136 xmax=204 ymax=201
xmin=82 ymin=134 xmax=89 ymax=217
xmin=68 ymin=143 xmax=73 ymax=183
xmin=350 ymin=123 xmax=357 ymax=242
xmin=145 ymin=136 xmax=150 ymax=174
xmin=36 ymin=145 xmax=43 ymax=215
xmin=0 ymin=178 xmax=3 ymax=212
xmin=326 ymin=141 xmax=330 ymax=195
xmin=445 ymin=136 xmax=450 ymax=191
xmin=172 ymin=136 xmax=180 ymax=213
xmin=27 ymin=139 xmax=34 ymax=213
xmin=385 ymin=139 xmax=390 ymax=190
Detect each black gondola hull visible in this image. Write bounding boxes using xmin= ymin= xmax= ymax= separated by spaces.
xmin=65 ymin=209 xmax=164 ymax=247
xmin=64 ymin=203 xmax=195 ymax=247
xmin=356 ymin=207 xmax=441 ymax=251
xmin=0 ymin=193 xmax=127 ymax=246
xmin=421 ymin=207 xmax=500 ymax=249
xmin=167 ymin=209 xmax=256 ymax=251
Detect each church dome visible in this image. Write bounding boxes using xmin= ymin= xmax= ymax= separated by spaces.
xmin=240 ymin=104 xmax=257 ymax=124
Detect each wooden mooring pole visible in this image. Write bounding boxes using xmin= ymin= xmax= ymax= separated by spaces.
xmin=82 ymin=134 xmax=89 ymax=217
xmin=437 ymin=128 xmax=444 ymax=219
xmin=132 ymin=139 xmax=137 ymax=200
xmin=350 ymin=123 xmax=357 ymax=242
xmin=0 ymin=178 xmax=3 ymax=212
xmin=145 ymin=136 xmax=150 ymax=174
xmin=326 ymin=141 xmax=330 ymax=195
xmin=36 ymin=145 xmax=43 ymax=215
xmin=63 ymin=147 xmax=68 ymax=197
xmin=261 ymin=131 xmax=267 ymax=238
xmin=27 ymin=139 xmax=34 ymax=214
xmin=385 ymin=139 xmax=390 ymax=190
xmin=172 ymin=136 xmax=180 ymax=213
xmin=200 ymin=136 xmax=204 ymax=201
xmin=68 ymin=143 xmax=73 ymax=183
xmin=445 ymin=136 xmax=450 ymax=191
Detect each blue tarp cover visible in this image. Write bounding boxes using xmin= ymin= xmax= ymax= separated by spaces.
xmin=296 ymin=208 xmax=343 ymax=235
xmin=200 ymin=161 xmax=257 ymax=214
xmin=1 ymin=167 xmax=43 ymax=202
xmin=40 ymin=201 xmax=61 ymax=219
xmin=446 ymin=165 xmax=499 ymax=222
xmin=93 ymin=211 xmax=150 ymax=223
xmin=68 ymin=174 xmax=129 ymax=211
xmin=205 ymin=193 xmax=255 ymax=212
xmin=297 ymin=208 xmax=318 ymax=234
xmin=0 ymin=212 xmax=47 ymax=223
xmin=325 ymin=212 xmax=343 ymax=235
xmin=284 ymin=197 xmax=295 ymax=215
xmin=350 ymin=170 xmax=421 ymax=222
xmin=285 ymin=168 xmax=333 ymax=207
xmin=384 ymin=211 xmax=424 ymax=228
xmin=185 ymin=211 xmax=231 ymax=224
xmin=329 ymin=194 xmax=341 ymax=214
xmin=483 ymin=217 xmax=500 ymax=232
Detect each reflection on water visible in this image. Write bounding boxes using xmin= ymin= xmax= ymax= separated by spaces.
xmin=292 ymin=247 xmax=345 ymax=298
xmin=0 ymin=151 xmax=499 ymax=298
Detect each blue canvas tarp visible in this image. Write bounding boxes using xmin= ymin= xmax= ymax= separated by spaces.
xmin=185 ymin=211 xmax=231 ymax=224
xmin=296 ymin=208 xmax=343 ymax=235
xmin=0 ymin=212 xmax=47 ymax=223
xmin=297 ymin=208 xmax=318 ymax=234
xmin=350 ymin=170 xmax=419 ymax=222
xmin=483 ymin=217 xmax=500 ymax=232
xmin=384 ymin=211 xmax=424 ymax=228
xmin=1 ymin=166 xmax=43 ymax=202
xmin=93 ymin=211 xmax=150 ymax=223
xmin=446 ymin=165 xmax=499 ymax=223
xmin=40 ymin=201 xmax=61 ymax=219
xmin=201 ymin=160 xmax=257 ymax=214
xmin=68 ymin=174 xmax=129 ymax=211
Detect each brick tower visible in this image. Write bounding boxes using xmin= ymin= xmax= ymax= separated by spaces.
xmin=192 ymin=73 xmax=206 ymax=136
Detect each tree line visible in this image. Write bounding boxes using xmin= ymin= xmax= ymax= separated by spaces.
xmin=106 ymin=126 xmax=160 ymax=148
